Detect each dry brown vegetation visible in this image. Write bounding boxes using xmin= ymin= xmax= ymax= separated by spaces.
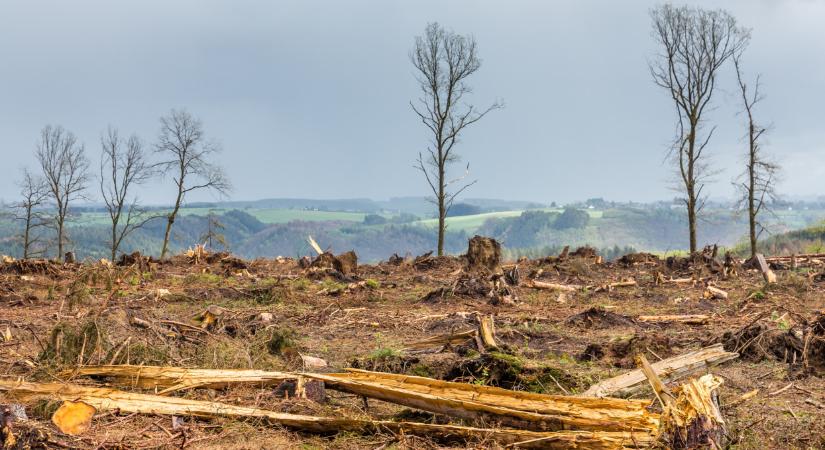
xmin=2 ymin=242 xmax=825 ymax=449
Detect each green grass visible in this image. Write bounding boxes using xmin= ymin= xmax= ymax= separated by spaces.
xmin=70 ymin=207 xmax=368 ymax=225
xmin=414 ymin=208 xmax=602 ymax=233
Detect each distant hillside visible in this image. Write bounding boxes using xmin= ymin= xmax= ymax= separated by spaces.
xmin=740 ymin=222 xmax=825 ymax=256
xmin=2 ymin=200 xmax=824 ymax=262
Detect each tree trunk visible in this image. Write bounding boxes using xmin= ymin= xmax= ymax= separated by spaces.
xmin=161 ymin=188 xmax=184 ymax=259
xmin=161 ymin=215 xmax=174 ymax=259
xmin=437 ymin=207 xmax=445 ymax=256
xmin=748 ymin=124 xmax=757 ymax=258
xmin=686 ymin=128 xmax=697 ymax=254
xmin=111 ymin=223 xmax=118 ymax=261
xmin=56 ymin=217 xmax=64 ymax=259
xmin=436 ymin=163 xmax=446 ymax=256
xmin=688 ymin=204 xmax=697 ymax=254
xmin=22 ymin=209 xmax=32 ymax=259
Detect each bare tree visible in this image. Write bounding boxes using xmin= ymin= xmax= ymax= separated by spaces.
xmin=649 ymin=5 xmax=749 ymax=252
xmin=733 ymin=53 xmax=779 ymax=258
xmin=411 ymin=22 xmax=501 ymax=256
xmin=155 ymin=109 xmax=230 ymax=258
xmin=13 ymin=169 xmax=50 ymax=259
xmin=35 ymin=125 xmax=90 ymax=258
xmin=100 ymin=126 xmax=156 ymax=261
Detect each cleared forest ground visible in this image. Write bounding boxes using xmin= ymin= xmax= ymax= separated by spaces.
xmin=1 ymin=245 xmax=825 ymax=449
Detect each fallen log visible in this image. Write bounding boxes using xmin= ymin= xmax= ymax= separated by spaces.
xmin=593 ymin=279 xmax=637 ymax=292
xmin=312 ymin=370 xmax=660 ymax=433
xmin=754 ymin=253 xmax=777 ymax=284
xmin=0 ymin=379 xmax=652 ymax=447
xmin=765 ymin=253 xmax=825 ymax=262
xmin=404 ymin=329 xmax=476 ymax=351
xmin=703 ymin=286 xmax=728 ymax=300
xmin=477 ymin=314 xmax=499 ymax=351
xmin=655 ymin=275 xmax=695 ymax=285
xmin=61 ymin=365 xmax=293 ymax=394
xmin=64 ymin=365 xmax=660 ymax=434
xmin=582 ymin=344 xmax=738 ymax=398
xmin=307 ymin=235 xmax=323 ymax=255
xmin=404 ymin=314 xmax=499 ymax=352
xmin=636 ymin=315 xmax=709 ymax=325
xmin=529 ymin=280 xmax=581 ymax=292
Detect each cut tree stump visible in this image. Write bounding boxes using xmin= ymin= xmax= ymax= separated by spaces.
xmin=466 ymin=236 xmax=501 ymax=272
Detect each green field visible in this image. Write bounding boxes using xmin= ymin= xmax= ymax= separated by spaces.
xmin=414 ymin=208 xmax=603 ymax=232
xmin=71 ymin=208 xmax=368 ymax=226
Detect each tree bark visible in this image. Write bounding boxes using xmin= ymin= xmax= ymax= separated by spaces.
xmin=161 ymin=203 xmax=179 ymax=259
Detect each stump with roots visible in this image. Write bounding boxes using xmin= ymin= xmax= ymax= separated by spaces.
xmin=466 ymin=236 xmax=501 ymax=272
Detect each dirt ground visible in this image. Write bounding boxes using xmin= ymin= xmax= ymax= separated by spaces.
xmin=1 ymin=247 xmax=825 ymax=449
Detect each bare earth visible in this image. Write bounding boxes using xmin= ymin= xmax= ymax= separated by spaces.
xmin=1 ymin=249 xmax=824 ymax=449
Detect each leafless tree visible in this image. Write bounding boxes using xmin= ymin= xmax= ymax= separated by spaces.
xmin=155 ymin=109 xmax=230 ymax=258
xmin=100 ymin=126 xmax=157 ymax=261
xmin=13 ymin=169 xmax=51 ymax=259
xmin=733 ymin=53 xmax=779 ymax=258
xmin=649 ymin=5 xmax=749 ymax=253
xmin=411 ymin=22 xmax=502 ymax=256
xmin=35 ymin=125 xmax=90 ymax=258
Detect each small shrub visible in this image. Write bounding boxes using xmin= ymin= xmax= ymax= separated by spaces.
xmin=39 ymin=320 xmax=106 ymax=365
xmin=368 ymin=347 xmax=401 ymax=360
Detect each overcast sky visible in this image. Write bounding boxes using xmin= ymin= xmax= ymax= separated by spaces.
xmin=1 ymin=0 xmax=823 ymax=206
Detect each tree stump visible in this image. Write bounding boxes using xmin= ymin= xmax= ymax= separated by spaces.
xmin=466 ymin=236 xmax=501 ymax=272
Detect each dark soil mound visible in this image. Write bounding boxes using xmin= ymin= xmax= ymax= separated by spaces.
xmin=566 ymin=307 xmax=636 ymax=329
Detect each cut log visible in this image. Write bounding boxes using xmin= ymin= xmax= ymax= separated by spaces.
xmin=477 ymin=315 xmax=499 ymax=351
xmin=0 ymin=379 xmax=654 ymax=447
xmin=704 ymin=286 xmax=728 ymax=300
xmin=311 ymin=369 xmax=661 ymax=433
xmin=529 ymin=280 xmax=581 ymax=292
xmin=755 ymin=253 xmax=777 ymax=284
xmin=63 ymin=365 xmax=659 ymax=434
xmin=404 ymin=329 xmax=477 ymax=351
xmin=582 ymin=344 xmax=738 ymax=398
xmin=307 ymin=235 xmax=323 ymax=255
xmin=61 ymin=365 xmax=293 ymax=394
xmin=593 ymin=279 xmax=637 ymax=292
xmin=661 ymin=277 xmax=695 ymax=285
xmin=636 ymin=315 xmax=709 ymax=325
xmin=765 ymin=253 xmax=825 ymax=261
